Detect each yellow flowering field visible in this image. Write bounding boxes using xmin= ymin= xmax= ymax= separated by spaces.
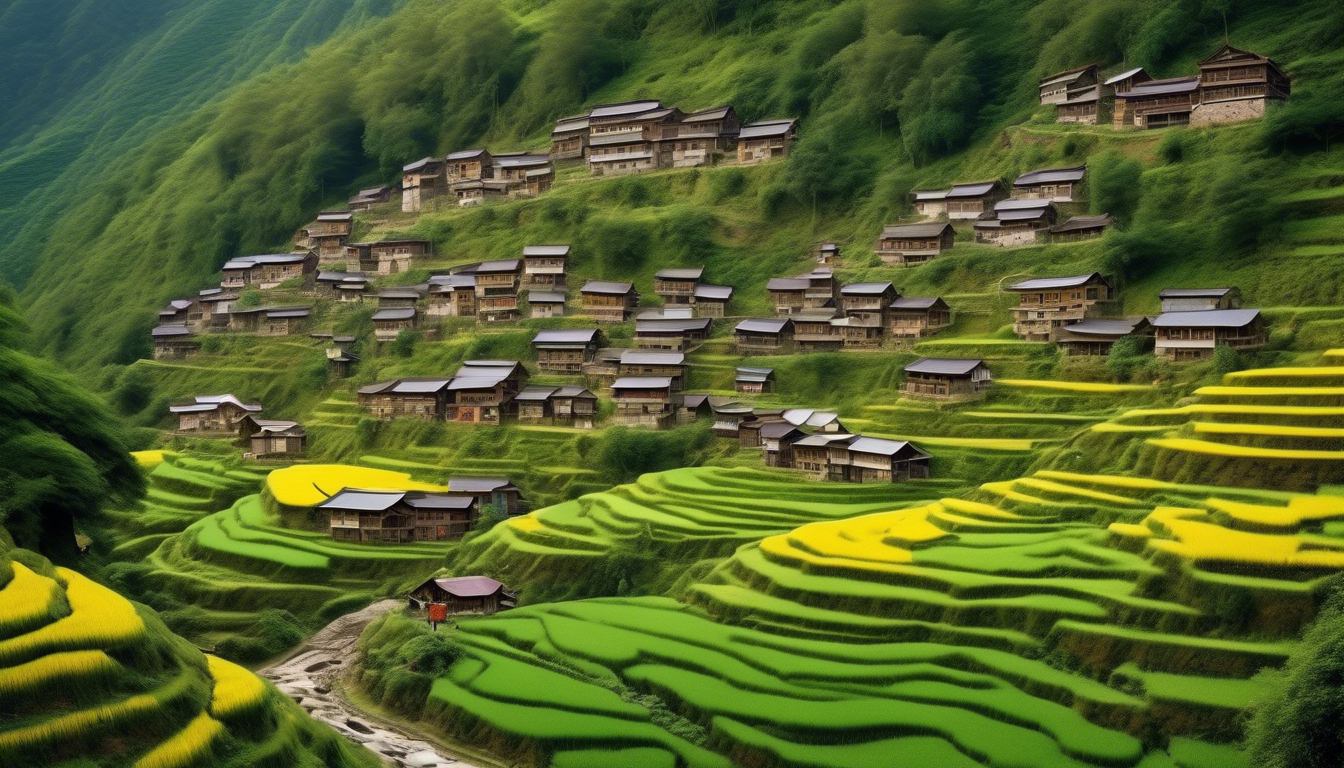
xmin=1194 ymin=385 xmax=1344 ymax=398
xmin=131 ymin=450 xmax=174 ymax=468
xmin=266 ymin=463 xmax=446 ymax=506
xmin=998 ymin=379 xmax=1151 ymax=393
xmin=0 ymin=649 xmax=118 ymax=699
xmin=1115 ymin=506 xmax=1344 ymax=569
xmin=1192 ymin=421 xmax=1344 ymax=438
xmin=1207 ymin=496 xmax=1344 ymax=529
xmin=132 ymin=711 xmax=224 ymax=768
xmin=206 ymin=655 xmax=267 ymax=720
xmin=1149 ymin=437 xmax=1344 ymax=460
xmin=0 ymin=568 xmax=144 ymax=665
xmin=1224 ymin=366 xmax=1344 ymax=381
xmin=0 ymin=562 xmax=61 ymax=638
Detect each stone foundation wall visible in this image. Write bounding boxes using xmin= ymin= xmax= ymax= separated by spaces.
xmin=1191 ymin=98 xmax=1265 ymax=127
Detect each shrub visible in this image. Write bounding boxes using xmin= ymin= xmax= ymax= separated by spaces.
xmin=1157 ymin=130 xmax=1185 ymax=164
xmin=1088 ymin=151 xmax=1143 ymax=224
xmin=585 ymin=217 xmax=652 ymax=277
xmin=708 ymin=169 xmax=748 ymax=203
xmin=1211 ymin=345 xmax=1246 ymax=377
xmin=389 ymin=329 xmax=421 ymax=358
xmin=234 ymin=288 xmax=262 ymax=309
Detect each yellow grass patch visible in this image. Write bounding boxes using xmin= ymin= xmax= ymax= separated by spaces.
xmin=997 ymin=379 xmax=1151 ymax=393
xmin=1149 ymin=438 xmax=1344 ymax=461
xmin=207 ymin=655 xmax=267 ymax=720
xmin=1137 ymin=506 xmax=1344 ymax=569
xmin=1107 ymin=522 xmax=1153 ymax=540
xmin=0 ymin=650 xmax=118 ymax=699
xmin=1224 ymin=366 xmax=1344 ymax=382
xmin=1012 ymin=478 xmax=1145 ymax=507
xmin=266 ymin=464 xmax=446 ymax=507
xmin=1207 ymin=496 xmax=1344 ymax=529
xmin=1090 ymin=423 xmax=1170 ymax=433
xmin=1034 ymin=472 xmax=1174 ymax=491
xmin=131 ymin=450 xmax=173 ymax=468
xmin=0 ymin=563 xmax=62 ymax=636
xmin=133 ymin=711 xmax=224 ymax=768
xmin=1192 ymin=421 xmax=1344 ymax=438
xmin=978 ymin=481 xmax=1049 ymax=505
xmin=781 ymin=506 xmax=947 ymax=564
xmin=1120 ymin=404 xmax=1344 ymax=420
xmin=507 ymin=514 xmax=543 ymax=533
xmin=0 ymin=568 xmax=145 ymax=665
xmin=1194 ymin=385 xmax=1344 ymax=398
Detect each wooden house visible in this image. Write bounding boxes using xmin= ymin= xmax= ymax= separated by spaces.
xmin=551 ymin=114 xmax=591 ymax=160
xmin=693 ymin=285 xmax=732 ymax=317
xmin=320 ymin=490 xmax=415 ymax=543
xmin=1007 ymin=273 xmax=1115 ymax=342
xmin=239 ymin=416 xmax=306 ymax=457
xmin=1057 ymin=317 xmax=1154 ymax=356
xmin=944 ymin=181 xmax=1006 ymax=219
xmin=152 ymin=325 xmax=199 ymax=359
xmin=783 ymin=408 xmax=847 ymax=434
xmin=346 ymin=240 xmax=431 ymax=275
xmin=912 ymin=189 xmax=949 ymax=219
xmin=552 ymin=386 xmax=599 ymax=429
xmin=528 ymin=290 xmax=568 ymax=318
xmin=814 ymin=242 xmax=840 ymax=265
xmin=974 ymin=200 xmax=1058 ymax=247
xmin=408 ymin=576 xmax=510 ymax=615
xmin=889 ymin=297 xmax=952 ymax=339
xmin=610 ymin=377 xmax=677 ymax=428
xmin=1057 ymin=85 xmax=1108 ymax=124
xmin=735 ymin=367 xmax=775 ymax=395
xmin=619 ymin=350 xmax=687 ymax=392
xmin=445 ymin=149 xmax=492 ymax=182
xmin=791 ymin=435 xmax=931 ymax=483
xmin=196 ymin=289 xmax=237 ymax=329
xmin=711 ymin=402 xmax=756 ymax=438
xmin=1114 ymin=77 xmax=1200 ymax=129
xmin=581 ymin=347 xmax=625 ymax=389
xmin=1050 ymin=214 xmax=1115 ymax=243
xmin=358 ymin=378 xmax=453 ymax=420
xmin=158 ymin=299 xmax=192 ymax=326
xmin=1191 ymin=45 xmax=1291 ymax=127
xmin=587 ymin=133 xmax=658 ymax=175
xmin=171 ymin=394 xmax=261 ymax=433
xmin=522 ymin=245 xmax=570 ymax=288
xmin=532 ymin=328 xmax=603 ymax=374
xmin=1039 ymin=64 xmax=1100 ymax=105
xmin=791 ymin=309 xmax=844 ymax=352
xmin=448 ymin=476 xmax=523 ymax=516
xmin=348 ymin=184 xmax=398 ymax=211
xmin=225 ymin=307 xmax=267 ymax=333
xmin=874 ymin=223 xmax=955 ymax=266
xmin=316 ymin=270 xmax=363 ymax=298
xmin=581 ymin=280 xmax=640 ymax=323
xmin=840 ymin=283 xmax=897 ymax=344
xmin=1159 ymin=288 xmax=1241 ymax=313
xmin=759 ymin=422 xmax=806 ymax=468
xmin=493 ymin=153 xmax=553 ymax=195
xmin=448 ymin=361 xmax=528 ymax=424
xmin=735 ymin=318 xmax=794 ymax=354
xmin=1153 ymin=309 xmax=1267 ymax=361
xmin=452 ymin=178 xmax=510 ymax=206
xmin=737 ymin=119 xmax=798 ymax=164
xmin=677 ymin=394 xmax=715 ymax=424
xmin=766 ymin=277 xmax=809 ymax=315
xmin=406 ymin=494 xmax=480 ymax=541
xmin=656 ymin=106 xmax=741 ymax=168
xmin=654 ymin=267 xmax=703 ymax=306
xmin=472 ymin=259 xmax=522 ymax=323
xmin=402 ymin=156 xmax=446 ymax=212
xmin=802 ymin=268 xmax=840 ymax=310
xmin=1012 ymin=166 xmax=1086 ymax=202
xmin=295 ymin=211 xmax=353 ymax=262
xmin=262 ymin=307 xmax=311 ymax=336
xmin=220 ymin=252 xmax=317 ymax=290
xmin=902 ymin=358 xmax=991 ymax=400
xmin=634 ymin=317 xmax=712 ymax=351
xmin=376 ymin=289 xmax=423 ymax=310
xmin=335 ymin=277 xmax=370 ymax=303
xmin=372 ymin=307 xmax=418 ymax=342
xmin=427 ymin=274 xmax=477 ymax=317
xmin=514 ymin=386 xmax=558 ymax=424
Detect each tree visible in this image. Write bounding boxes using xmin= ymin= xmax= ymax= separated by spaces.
xmin=1246 ymin=589 xmax=1344 ymax=767
xmin=0 ymin=292 xmax=143 ymax=556
xmin=389 ymin=328 xmax=421 ymax=358
xmin=1088 ymin=151 xmax=1144 ymax=225
xmin=898 ymin=32 xmax=981 ymax=165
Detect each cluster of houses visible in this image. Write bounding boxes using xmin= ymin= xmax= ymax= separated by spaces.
xmin=317 ymin=477 xmax=522 ymax=543
xmin=735 ymin=268 xmax=952 ymax=353
xmin=551 ymin=100 xmax=798 ymax=174
xmin=168 ymin=394 xmax=307 ymax=457
xmin=1004 ymin=273 xmax=1264 ymax=361
xmin=399 ymin=150 xmax=554 ymax=212
xmin=1041 ymin=44 xmax=1290 ymax=129
xmin=900 ymin=164 xmax=1111 ymax=254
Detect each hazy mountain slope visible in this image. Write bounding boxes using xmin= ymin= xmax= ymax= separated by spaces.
xmin=0 ymin=0 xmax=398 ymax=286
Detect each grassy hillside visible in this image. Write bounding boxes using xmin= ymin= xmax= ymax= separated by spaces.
xmin=14 ymin=0 xmax=1344 ymax=374
xmin=0 ymin=0 xmax=398 ymax=285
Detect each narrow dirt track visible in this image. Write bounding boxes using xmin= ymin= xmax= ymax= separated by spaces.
xmin=260 ymin=599 xmax=484 ymax=768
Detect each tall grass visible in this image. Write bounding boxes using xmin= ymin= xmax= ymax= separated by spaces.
xmin=0 ymin=568 xmax=144 ymax=666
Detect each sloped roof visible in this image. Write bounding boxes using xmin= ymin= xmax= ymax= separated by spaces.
xmin=473 ymin=259 xmax=521 ymax=273
xmin=1104 ymin=67 xmax=1146 ymax=86
xmin=611 ymin=376 xmax=673 ymax=389
xmin=735 ymin=318 xmax=791 ymax=334
xmin=403 ymin=494 xmax=475 ymax=510
xmin=636 ymin=318 xmax=712 ymax=333
xmin=904 ymin=358 xmax=986 ymax=376
xmin=913 ymin=189 xmax=949 ymax=201
xmin=427 ymin=575 xmax=504 ymax=598
xmin=402 ymin=156 xmax=440 ymax=172
xmin=522 ymin=245 xmax=571 ymax=257
xmin=372 ymin=308 xmax=417 ymax=321
xmin=1158 ymin=288 xmax=1234 ymax=299
xmin=1152 ymin=309 xmax=1261 ymax=328
xmin=841 ymin=282 xmax=895 ymax=296
xmin=581 ymin=280 xmax=635 ymax=295
xmin=152 ymin=324 xmax=193 ymax=338
xmin=1008 ymin=273 xmax=1107 ymax=291
xmin=656 ymin=267 xmax=705 ymax=280
xmin=682 ymin=106 xmax=735 ymax=122
xmin=494 ymin=154 xmax=549 ymax=168
xmin=318 ymin=489 xmax=405 ymax=511
xmin=552 ymin=116 xmax=590 ymax=134
xmin=766 ymin=277 xmax=809 ymax=291
xmin=265 ymin=307 xmax=311 ymax=319
xmin=881 ymin=222 xmax=953 ymax=239
xmin=946 ymin=181 xmax=1000 ymax=198
xmin=588 ymin=100 xmax=663 ymax=119
xmin=446 ymin=148 xmax=488 ymax=160
xmin=532 ymin=328 xmax=600 ymax=345
xmin=448 ymin=476 xmax=515 ymax=493
xmin=738 ymin=119 xmax=797 ymax=139
xmin=1013 ymin=165 xmax=1087 ymax=186
xmin=848 ymin=437 xmax=928 ymax=458
xmin=620 ymin=350 xmax=685 ymax=365
xmin=553 ymin=386 xmax=597 ymax=399
xmin=170 ymin=394 xmax=261 ymax=413
xmin=528 ymin=290 xmax=567 ymax=303
xmin=514 ymin=386 xmax=558 ymax=402
xmin=890 ymin=297 xmax=947 ymax=310
xmin=389 ymin=378 xmax=452 ymax=394
xmin=1116 ymin=77 xmax=1200 ymax=98
xmin=1050 ymin=214 xmax=1115 ymax=234
xmin=1061 ymin=318 xmax=1149 ymax=337
xmin=695 ymin=284 xmax=733 ymax=301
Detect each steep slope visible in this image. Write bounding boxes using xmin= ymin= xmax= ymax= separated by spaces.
xmin=0 ymin=0 xmax=398 ymax=285
xmin=15 ymin=0 xmax=1344 ymax=370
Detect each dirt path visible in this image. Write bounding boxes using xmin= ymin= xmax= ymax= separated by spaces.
xmin=260 ymin=599 xmax=483 ymax=768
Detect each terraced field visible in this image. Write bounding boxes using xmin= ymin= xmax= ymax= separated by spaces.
xmin=110 ymin=463 xmax=453 ymax=659
xmin=454 ymin=467 xmax=963 ymax=592
xmin=415 ymin=466 xmax=1344 ymax=767
xmin=0 ymin=550 xmax=377 ymax=768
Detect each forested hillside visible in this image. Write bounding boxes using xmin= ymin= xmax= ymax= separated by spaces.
xmin=10 ymin=0 xmax=1344 ymax=373
xmin=0 ymin=0 xmax=397 ymax=285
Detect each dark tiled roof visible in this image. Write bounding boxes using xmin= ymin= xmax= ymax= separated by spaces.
xmin=1152 ymin=309 xmax=1261 ymax=328
xmin=1013 ymin=165 xmax=1087 ymax=186
xmin=904 ymin=358 xmax=986 ymax=376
